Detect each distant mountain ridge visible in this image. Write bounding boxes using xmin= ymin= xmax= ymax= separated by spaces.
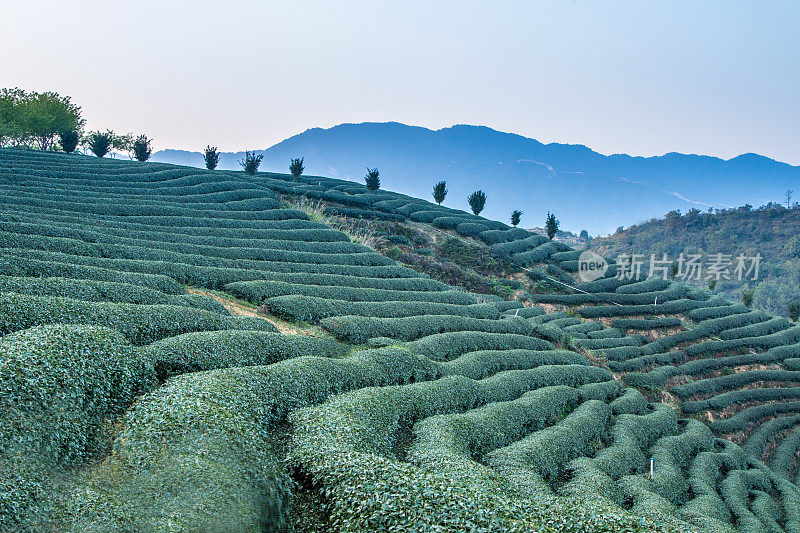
xmin=152 ymin=122 xmax=800 ymax=235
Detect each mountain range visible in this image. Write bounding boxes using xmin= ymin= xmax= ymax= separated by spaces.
xmin=152 ymin=122 xmax=800 ymax=235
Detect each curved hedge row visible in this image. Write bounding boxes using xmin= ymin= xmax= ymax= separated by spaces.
xmin=742 ymin=414 xmax=800 ymax=459
xmin=534 ymin=285 xmax=688 ymax=306
xmin=226 ymin=279 xmax=476 ymax=305
xmin=145 ymin=330 xmax=345 ymax=380
xmin=320 ymin=315 xmax=533 ymax=344
xmin=264 ymin=294 xmax=499 ymax=323
xmin=441 ymin=349 xmax=588 ymax=380
xmin=671 ymin=370 xmax=800 ymax=399
xmin=684 ymin=387 xmax=800 ymax=415
xmin=0 ymin=325 xmax=155 ymax=531
xmin=611 ymin=318 xmax=682 ymax=330
xmin=0 ymin=275 xmax=223 ymax=311
xmin=0 ymin=254 xmax=183 ymax=294
xmin=405 ymin=331 xmax=555 ymax=361
xmin=711 ymin=402 xmax=800 ymax=434
xmin=0 ymin=292 xmax=276 ymax=344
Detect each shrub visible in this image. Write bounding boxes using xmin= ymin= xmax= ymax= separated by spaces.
xmin=239 ymin=151 xmax=262 ymax=174
xmin=264 ymin=295 xmax=499 ymax=323
xmin=204 ymin=145 xmax=220 ymax=170
xmin=86 ymin=130 xmax=113 ymax=157
xmin=405 ymin=332 xmax=554 ymax=361
xmin=0 ymin=292 xmax=276 ymax=345
xmin=511 ymin=210 xmax=523 ymax=227
xmin=456 ymin=222 xmax=488 ymax=238
xmin=432 ymin=180 xmax=447 ymax=204
xmin=320 ymin=315 xmax=533 ymax=344
xmin=132 ymin=134 xmax=152 ymax=162
xmin=289 ymin=157 xmax=304 ymax=178
xmin=146 ymin=330 xmax=345 ymax=380
xmin=58 ymin=130 xmax=80 ymax=153
xmin=364 ymin=167 xmax=380 ymax=190
xmin=789 ymin=302 xmax=800 ymax=322
xmin=468 ymin=190 xmax=486 ymax=215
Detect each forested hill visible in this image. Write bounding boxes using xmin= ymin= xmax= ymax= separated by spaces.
xmin=591 ymin=205 xmax=800 ymax=317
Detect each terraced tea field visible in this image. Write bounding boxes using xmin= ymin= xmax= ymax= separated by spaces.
xmin=3 ymin=148 xmax=800 ymax=532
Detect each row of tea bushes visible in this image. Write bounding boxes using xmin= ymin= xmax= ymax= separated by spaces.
xmin=0 ymin=292 xmax=276 ymax=344
xmin=0 ymin=325 xmax=156 ymax=531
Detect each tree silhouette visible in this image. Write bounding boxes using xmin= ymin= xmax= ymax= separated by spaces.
xmin=290 ymin=157 xmax=304 ymax=179
xmin=468 ymin=190 xmax=486 ymax=215
xmin=545 ymin=212 xmax=559 ymax=240
xmin=240 ymin=151 xmax=263 ymax=175
xmin=132 ymin=135 xmax=152 ymax=162
xmin=204 ymin=146 xmax=220 ymax=170
xmin=511 ymin=210 xmax=522 ymax=227
xmin=433 ymin=180 xmax=447 ymax=204
xmin=365 ymin=167 xmax=380 ymax=191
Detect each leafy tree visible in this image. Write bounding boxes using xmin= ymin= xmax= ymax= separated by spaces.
xmin=789 ymin=302 xmax=800 ymax=322
xmin=86 ymin=131 xmax=114 ymax=158
xmin=111 ymin=133 xmax=134 ymax=159
xmin=289 ymin=157 xmax=304 ymax=179
xmin=545 ymin=212 xmax=560 ymax=240
xmin=0 ymin=88 xmax=24 ymax=146
xmin=510 ymin=210 xmax=523 ymax=227
xmin=468 ymin=190 xmax=486 ymax=215
xmin=0 ymin=88 xmax=83 ymax=149
xmin=432 ymin=180 xmax=448 ymax=204
xmin=741 ymin=288 xmax=755 ymax=308
xmin=132 ymin=135 xmax=152 ymax=162
xmin=365 ymin=167 xmax=380 ymax=191
xmin=708 ymin=279 xmax=717 ymax=291
xmin=579 ymin=229 xmax=589 ymax=240
xmin=204 ymin=146 xmax=220 ymax=170
xmin=58 ymin=130 xmax=80 ymax=153
xmin=240 ymin=151 xmax=263 ymax=174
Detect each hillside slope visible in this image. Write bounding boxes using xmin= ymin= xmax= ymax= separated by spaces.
xmin=591 ymin=206 xmax=800 ymax=317
xmin=152 ymin=122 xmax=800 ymax=234
xmin=2 ymin=148 xmax=800 ymax=532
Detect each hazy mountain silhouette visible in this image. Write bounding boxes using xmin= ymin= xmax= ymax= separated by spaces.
xmin=153 ymin=122 xmax=800 ymax=235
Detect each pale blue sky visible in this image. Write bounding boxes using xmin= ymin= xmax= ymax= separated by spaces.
xmin=3 ymin=1 xmax=798 ymax=163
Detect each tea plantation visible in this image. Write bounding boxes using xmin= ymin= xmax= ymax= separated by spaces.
xmin=3 ymin=148 xmax=800 ymax=532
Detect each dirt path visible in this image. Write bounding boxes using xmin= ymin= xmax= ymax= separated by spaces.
xmin=186 ymin=287 xmax=322 ymax=337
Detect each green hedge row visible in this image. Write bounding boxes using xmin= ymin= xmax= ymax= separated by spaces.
xmin=0 ymin=292 xmax=276 ymax=345
xmin=145 ymin=330 xmax=346 ymax=380
xmin=711 ymin=402 xmax=800 ymax=434
xmin=0 ymin=275 xmax=225 ymax=312
xmin=743 ymin=414 xmax=800 ymax=459
xmin=611 ymin=318 xmax=682 ymax=330
xmin=623 ymin=346 xmax=799 ymax=389
xmin=406 ymin=331 xmax=555 ymax=362
xmin=0 ymin=254 xmax=183 ymax=294
xmin=264 ymin=294 xmax=499 ymax=323
xmin=0 ymin=325 xmax=155 ymax=531
xmin=1 ymin=207 xmax=353 ymax=242
xmin=687 ymin=304 xmax=750 ymax=322
xmin=534 ymin=284 xmax=688 ymax=306
xmin=671 ymin=369 xmax=800 ymax=399
xmin=650 ymin=420 xmax=716 ymax=504
xmin=441 ymin=349 xmax=588 ymax=380
xmin=6 ymin=218 xmax=373 ymax=259
xmin=7 ymin=247 xmax=418 ymax=289
xmin=684 ymin=387 xmax=800 ymax=415
xmin=320 ymin=315 xmax=534 ymax=344
xmin=51 ymin=346 xmax=444 ymax=530
xmin=579 ymin=335 xmax=648 ymax=350
xmin=490 ymin=235 xmax=550 ymax=258
xmin=0 ymin=229 xmax=395 ymax=268
xmin=684 ymin=328 xmax=800 ymax=359
xmin=226 ymin=279 xmax=476 ymax=305
xmin=576 ymin=298 xmax=715 ymax=319
xmin=717 ymin=317 xmax=794 ymax=340
xmin=485 ymin=399 xmax=612 ymax=485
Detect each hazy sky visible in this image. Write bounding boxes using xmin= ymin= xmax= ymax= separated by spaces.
xmin=4 ymin=1 xmax=798 ymax=163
